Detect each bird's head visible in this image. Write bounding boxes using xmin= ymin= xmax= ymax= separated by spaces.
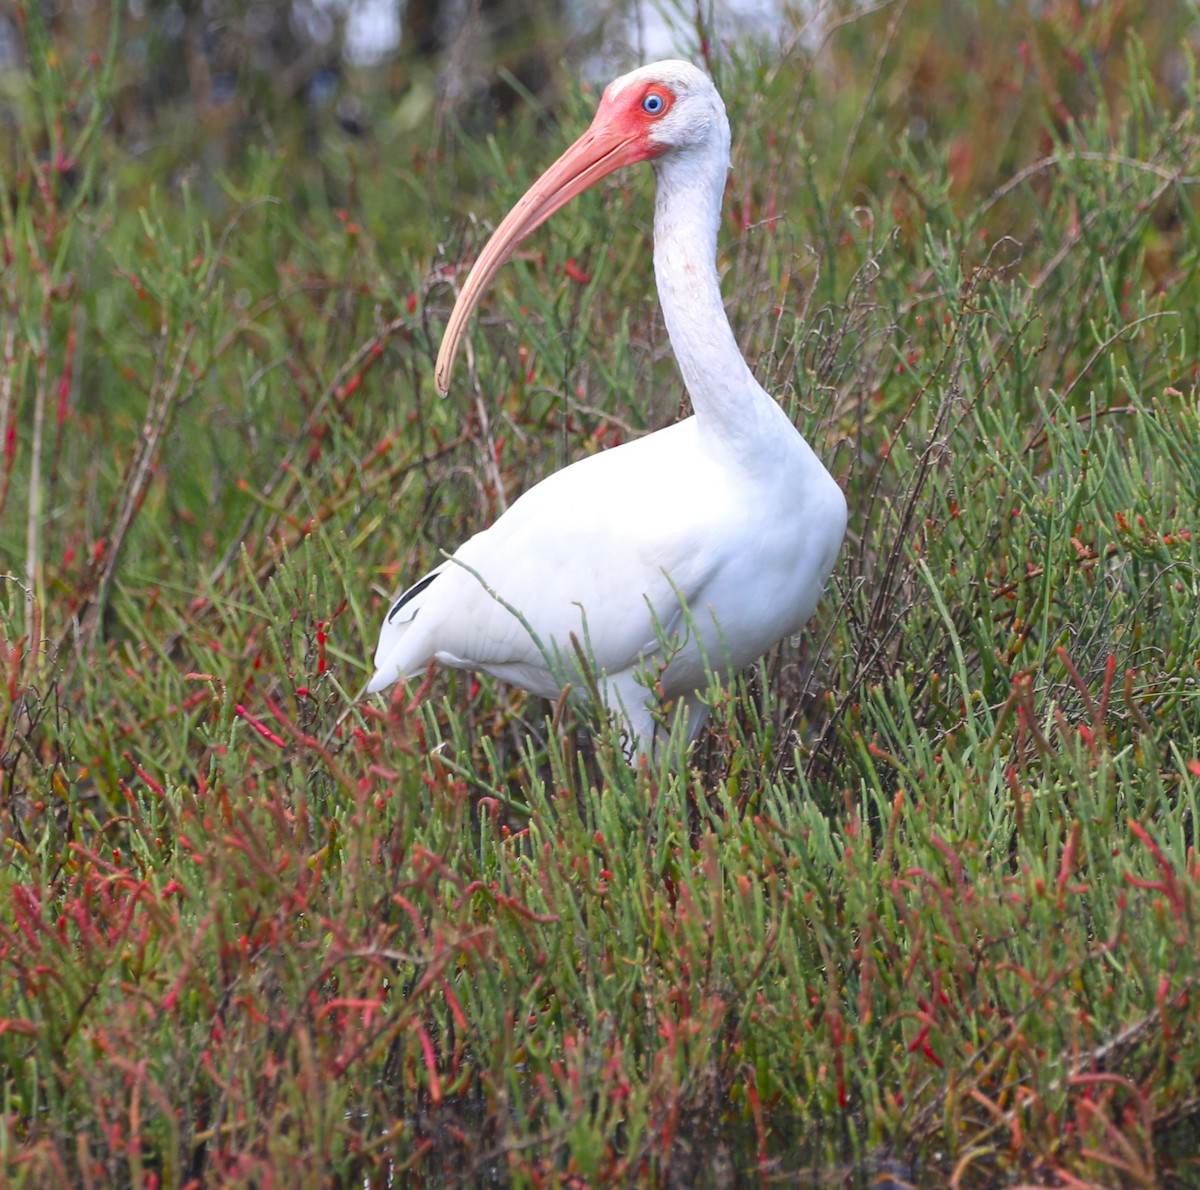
xmin=434 ymin=60 xmax=728 ymax=395
xmin=598 ymin=60 xmax=728 ymax=160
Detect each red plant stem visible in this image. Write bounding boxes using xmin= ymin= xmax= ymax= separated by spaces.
xmin=235 ymin=704 xmax=287 ymax=749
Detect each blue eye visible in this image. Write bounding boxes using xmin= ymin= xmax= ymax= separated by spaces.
xmin=642 ymin=92 xmax=665 ymax=114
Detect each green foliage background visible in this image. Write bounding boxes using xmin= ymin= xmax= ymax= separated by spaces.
xmin=2 ymin=0 xmax=1199 ymax=1185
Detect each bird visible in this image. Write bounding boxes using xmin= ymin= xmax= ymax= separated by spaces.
xmin=368 ymin=59 xmax=847 ymax=759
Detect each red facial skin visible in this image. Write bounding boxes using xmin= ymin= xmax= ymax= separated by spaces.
xmin=435 ymin=80 xmax=677 ymax=395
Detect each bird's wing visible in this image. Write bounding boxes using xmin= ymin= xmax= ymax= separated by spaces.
xmin=374 ymin=420 xmax=735 ymax=692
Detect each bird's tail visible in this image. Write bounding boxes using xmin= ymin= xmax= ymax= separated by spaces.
xmin=367 ymin=567 xmax=442 ymax=694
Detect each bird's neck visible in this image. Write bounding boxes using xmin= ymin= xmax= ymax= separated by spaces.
xmin=652 ymin=151 xmax=784 ymax=461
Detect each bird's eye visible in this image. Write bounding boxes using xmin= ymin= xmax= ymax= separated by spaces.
xmin=642 ymin=91 xmax=665 ymax=115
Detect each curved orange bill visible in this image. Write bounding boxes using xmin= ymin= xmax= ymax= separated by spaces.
xmin=434 ymin=109 xmax=655 ymax=396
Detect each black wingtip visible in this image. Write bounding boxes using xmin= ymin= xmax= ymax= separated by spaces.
xmin=387 ymin=570 xmax=440 ymax=624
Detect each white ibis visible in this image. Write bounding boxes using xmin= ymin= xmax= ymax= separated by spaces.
xmin=368 ymin=60 xmax=846 ymax=757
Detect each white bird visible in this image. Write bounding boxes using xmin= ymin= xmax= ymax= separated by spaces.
xmin=368 ymin=60 xmax=846 ymax=758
